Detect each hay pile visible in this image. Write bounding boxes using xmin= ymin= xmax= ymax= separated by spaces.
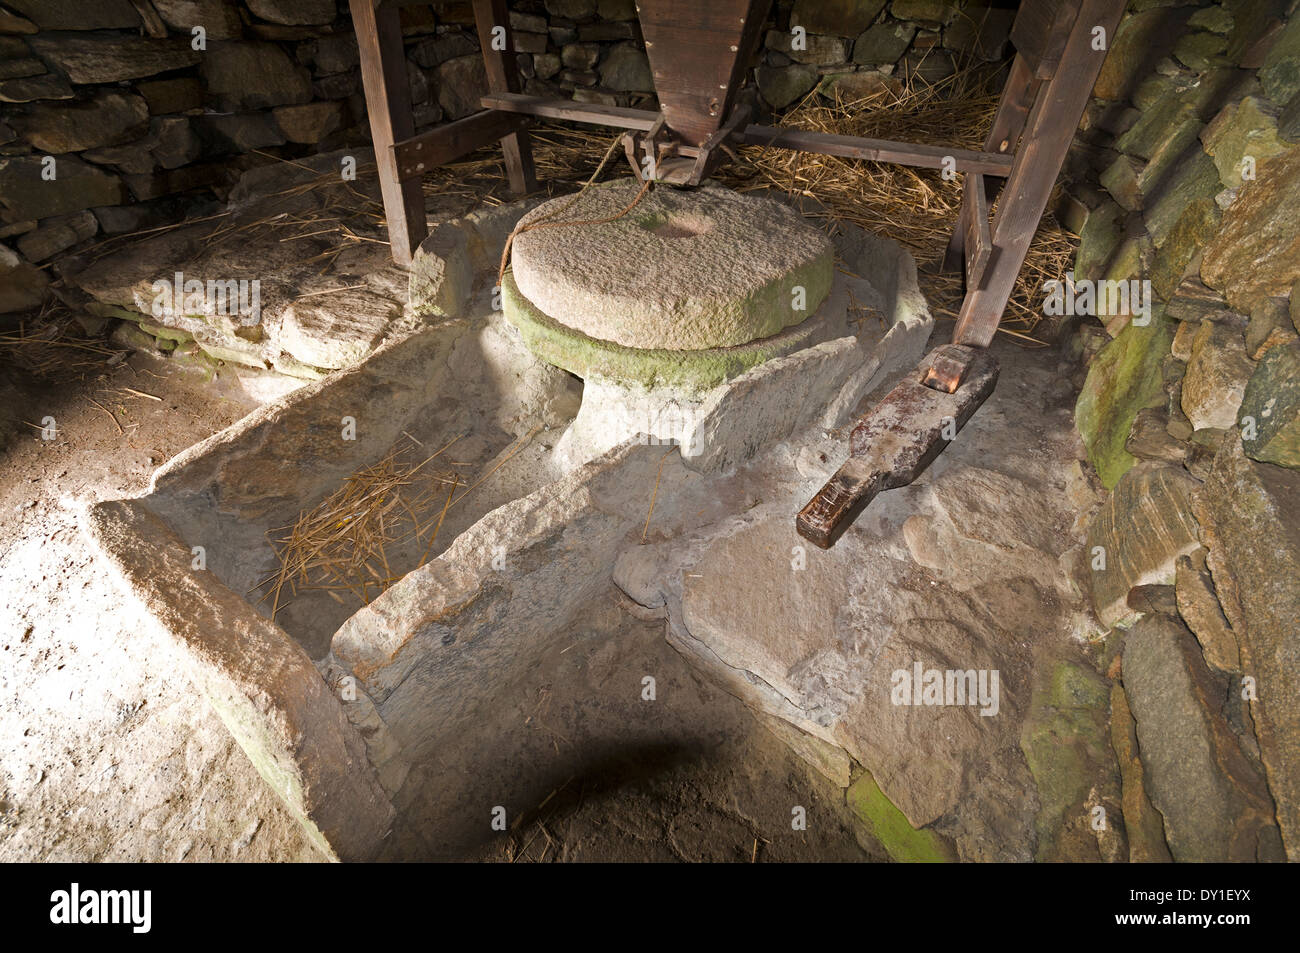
xmin=255 ymin=436 xmax=464 ymax=619
xmin=719 ymin=66 xmax=1074 ymax=342
xmin=257 ymin=426 xmax=539 ymax=619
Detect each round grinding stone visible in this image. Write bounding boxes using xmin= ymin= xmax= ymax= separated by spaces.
xmin=509 ymin=180 xmax=834 ymax=351
xmin=501 ymin=271 xmax=841 ymax=394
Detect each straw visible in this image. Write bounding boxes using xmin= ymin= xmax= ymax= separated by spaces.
xmin=256 ymin=436 xmax=465 ymax=619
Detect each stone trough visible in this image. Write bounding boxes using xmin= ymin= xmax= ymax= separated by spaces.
xmin=87 ymin=185 xmax=955 ymax=860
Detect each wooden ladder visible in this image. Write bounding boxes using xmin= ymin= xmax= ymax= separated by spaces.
xmin=942 ymin=0 xmax=1128 ymax=347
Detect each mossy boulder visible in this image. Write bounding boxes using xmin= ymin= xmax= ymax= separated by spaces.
xmin=1239 ymin=341 xmax=1300 ymax=467
xmin=1202 ymin=95 xmax=1288 ymax=189
xmin=1075 ymin=201 xmax=1123 ymax=282
xmin=1260 ymin=13 xmax=1300 ymax=106
xmin=1019 ymin=660 xmax=1115 ymax=862
xmin=1202 ymin=143 xmax=1300 ymax=313
xmin=1142 ymin=148 xmax=1221 ymax=250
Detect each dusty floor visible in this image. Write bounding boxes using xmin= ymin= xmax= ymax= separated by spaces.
xmin=0 ymin=354 xmax=324 ymax=861
xmin=0 ymin=348 xmax=875 ymax=862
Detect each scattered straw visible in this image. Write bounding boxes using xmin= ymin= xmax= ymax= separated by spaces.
xmin=0 ymin=306 xmax=119 ymax=381
xmin=256 ymin=436 xmax=464 ymax=619
xmin=715 ymin=63 xmax=1072 ymax=341
xmin=87 ymin=398 xmax=124 ymax=435
xmin=257 ymin=427 xmax=544 ymax=618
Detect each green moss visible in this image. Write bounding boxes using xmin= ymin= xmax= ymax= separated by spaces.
xmin=1240 ymin=343 xmax=1300 ymax=467
xmin=87 ymin=301 xmax=147 ymax=322
xmin=1049 ymin=659 xmax=1110 ymax=710
xmin=846 ymin=772 xmax=956 ymax=863
xmin=1075 ymin=307 xmax=1174 ymax=488
xmin=501 ymin=273 xmax=823 ymax=395
xmin=1020 ymin=661 xmax=1112 ymax=862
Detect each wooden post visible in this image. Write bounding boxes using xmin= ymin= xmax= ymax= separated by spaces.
xmin=350 ymin=0 xmax=426 ymax=266
xmin=472 ymin=0 xmax=538 ymax=196
xmin=951 ymin=0 xmax=1128 ymax=348
xmin=941 ymin=53 xmax=1039 ymax=274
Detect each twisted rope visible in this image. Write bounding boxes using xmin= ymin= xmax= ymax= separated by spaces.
xmin=497 ymin=133 xmax=654 ymax=289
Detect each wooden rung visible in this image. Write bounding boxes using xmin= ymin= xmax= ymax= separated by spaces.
xmin=739 ymin=125 xmax=1015 ymax=176
xmin=962 ymin=172 xmax=991 ymax=290
xmin=481 ymin=92 xmax=661 ymax=131
xmin=480 ymin=93 xmax=1016 ymax=176
xmin=393 ymin=109 xmax=534 ymax=180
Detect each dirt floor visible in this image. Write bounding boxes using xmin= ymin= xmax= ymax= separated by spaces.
xmin=0 ymin=348 xmax=875 ymax=862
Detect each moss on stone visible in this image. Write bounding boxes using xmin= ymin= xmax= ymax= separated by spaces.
xmin=87 ymin=301 xmax=147 ymax=322
xmin=1240 ymin=342 xmax=1300 ymax=467
xmin=1020 ymin=661 xmax=1113 ymax=862
xmin=846 ymin=771 xmax=956 ymax=863
xmin=501 ymin=273 xmax=824 ymax=395
xmin=1075 ymin=308 xmax=1175 ymax=488
xmin=1049 ymin=657 xmax=1111 ymax=711
xmin=138 ymin=320 xmax=194 ymax=343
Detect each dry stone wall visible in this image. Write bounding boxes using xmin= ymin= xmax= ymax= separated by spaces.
xmin=1 ymin=0 xmax=1008 ymax=329
xmin=1065 ymin=0 xmax=1300 ymax=862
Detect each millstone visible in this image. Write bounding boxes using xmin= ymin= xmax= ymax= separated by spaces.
xmin=501 ymin=271 xmax=840 ymax=393
xmin=509 ymin=179 xmax=835 ymax=352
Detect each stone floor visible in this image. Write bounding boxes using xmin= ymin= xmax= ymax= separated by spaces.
xmin=606 ymin=334 xmax=1119 ymax=861
xmin=0 ymin=346 xmax=873 ymax=862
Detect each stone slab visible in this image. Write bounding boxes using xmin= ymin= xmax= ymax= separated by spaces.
xmin=1194 ymin=436 xmax=1300 ymax=860
xmin=1085 ymin=465 xmax=1202 ymax=628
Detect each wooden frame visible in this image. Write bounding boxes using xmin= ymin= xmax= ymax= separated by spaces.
xmin=949 ymin=0 xmax=1127 ymax=348
xmin=349 ymin=0 xmax=539 ymax=265
xmin=354 ymin=0 xmax=1126 ymax=347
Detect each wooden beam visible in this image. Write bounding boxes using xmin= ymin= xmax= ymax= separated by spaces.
xmin=942 ymin=53 xmax=1039 ymax=273
xmin=482 ymin=93 xmax=1016 ymax=175
xmin=796 ymin=346 xmax=999 ymax=549
xmin=984 ymin=54 xmax=1040 ymax=157
xmin=481 ymin=92 xmax=662 ymax=131
xmin=393 ymin=110 xmax=534 ymax=180
xmin=962 ymin=171 xmax=991 ymax=290
xmin=472 ymin=0 xmax=537 ymax=196
xmin=739 ymin=125 xmax=1015 ymax=176
xmin=1011 ymin=0 xmax=1081 ymax=80
xmin=952 ymin=0 xmax=1129 ymax=348
xmin=350 ymin=0 xmax=425 ymax=266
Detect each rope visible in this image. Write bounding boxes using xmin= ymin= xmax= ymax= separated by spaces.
xmin=497 ymin=133 xmax=655 ymax=288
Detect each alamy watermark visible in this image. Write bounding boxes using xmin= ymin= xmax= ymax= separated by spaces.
xmin=891 ymin=661 xmax=1000 ymax=717
xmin=49 ymin=883 xmax=151 ymax=933
xmin=1043 ymin=272 xmax=1152 ymax=326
